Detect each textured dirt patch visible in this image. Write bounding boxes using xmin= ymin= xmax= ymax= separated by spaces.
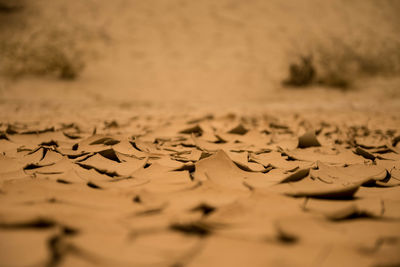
xmin=1 ymin=111 xmax=400 ymax=266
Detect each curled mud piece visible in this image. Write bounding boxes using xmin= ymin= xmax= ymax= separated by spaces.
xmin=297 ymin=131 xmax=321 ymax=148
xmin=282 ymin=183 xmax=360 ymax=199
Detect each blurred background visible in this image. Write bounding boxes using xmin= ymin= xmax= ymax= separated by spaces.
xmin=1 ymin=0 xmax=400 ymax=115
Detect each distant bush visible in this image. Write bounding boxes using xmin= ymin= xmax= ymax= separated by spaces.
xmin=0 ymin=1 xmax=103 ymax=80
xmin=0 ymin=28 xmax=86 ymax=80
xmin=282 ymin=55 xmax=316 ymax=87
xmin=0 ymin=1 xmax=23 ymax=13
xmin=283 ymin=35 xmax=400 ymax=89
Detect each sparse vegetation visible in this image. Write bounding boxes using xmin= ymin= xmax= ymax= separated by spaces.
xmin=0 ymin=0 xmax=24 ymax=14
xmin=282 ymin=55 xmax=316 ymax=87
xmin=284 ymin=35 xmax=400 ymax=89
xmin=0 ymin=1 xmax=103 ymax=80
xmin=0 ymin=28 xmax=87 ymax=80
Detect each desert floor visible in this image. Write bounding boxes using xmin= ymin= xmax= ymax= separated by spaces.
xmin=1 ymin=75 xmax=400 ymax=267
xmin=1 ymin=1 xmax=400 ymax=266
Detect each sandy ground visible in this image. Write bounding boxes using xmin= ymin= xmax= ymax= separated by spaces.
xmin=1 ymin=1 xmax=400 ymax=266
xmin=1 ymin=99 xmax=400 ymax=267
xmin=1 ymin=77 xmax=400 ymax=266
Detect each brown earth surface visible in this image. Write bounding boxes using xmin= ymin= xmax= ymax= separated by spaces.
xmin=1 ymin=1 xmax=400 ymax=266
xmin=1 ymin=91 xmax=400 ymax=266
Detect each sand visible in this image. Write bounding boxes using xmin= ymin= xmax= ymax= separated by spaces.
xmin=1 ymin=1 xmax=400 ymax=266
xmin=1 ymin=102 xmax=400 ymax=266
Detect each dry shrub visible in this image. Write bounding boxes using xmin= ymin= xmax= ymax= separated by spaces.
xmin=282 ymin=55 xmax=316 ymax=87
xmin=313 ymin=36 xmax=400 ymax=89
xmin=0 ymin=0 xmax=23 ymax=13
xmin=0 ymin=28 xmax=86 ymax=80
xmin=0 ymin=1 xmax=103 ymax=80
xmin=283 ymin=32 xmax=400 ymax=89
